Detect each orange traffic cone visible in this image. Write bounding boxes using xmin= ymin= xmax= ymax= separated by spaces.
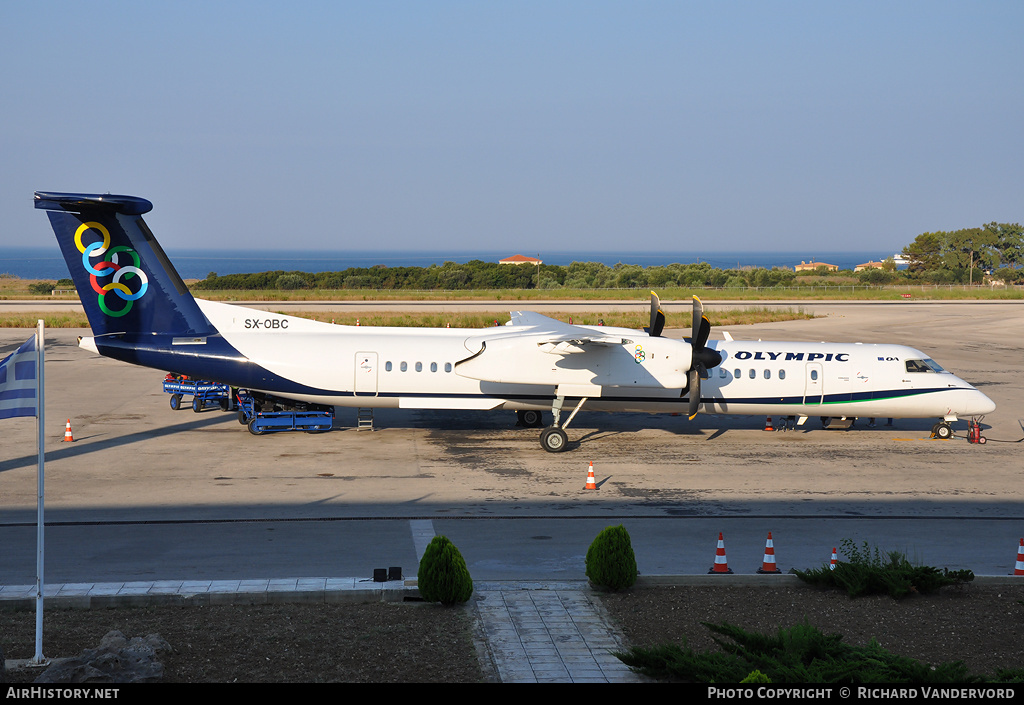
xmin=830 ymin=547 xmax=838 ymax=571
xmin=757 ymin=532 xmax=781 ymax=574
xmin=764 ymin=416 xmax=774 ymax=431
xmin=708 ymin=532 xmax=733 ymax=574
xmin=1014 ymin=538 xmax=1024 ymax=576
xmin=63 ymin=419 xmax=74 ymax=442
xmin=585 ymin=462 xmax=598 ymax=490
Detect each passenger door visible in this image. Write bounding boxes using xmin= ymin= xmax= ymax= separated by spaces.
xmin=354 ymin=352 xmax=378 ymax=396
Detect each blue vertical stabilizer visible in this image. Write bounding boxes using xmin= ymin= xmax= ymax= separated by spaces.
xmin=34 ymin=192 xmax=215 ymax=337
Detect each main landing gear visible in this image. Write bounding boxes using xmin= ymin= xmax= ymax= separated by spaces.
xmin=516 ymin=408 xmax=571 ymax=452
xmin=540 ymin=426 xmax=568 ymax=452
xmin=931 ymin=421 xmax=953 ymax=440
xmin=515 ymin=409 xmax=544 ymax=428
xmin=535 ymin=395 xmax=589 ymax=453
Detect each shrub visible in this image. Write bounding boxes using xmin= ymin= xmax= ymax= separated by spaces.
xmin=28 ymin=281 xmax=55 ymax=294
xmin=276 ymin=273 xmax=308 ymax=290
xmin=585 ymin=525 xmax=638 ymax=592
xmin=417 ymin=535 xmax=473 ymax=605
xmin=793 ymin=539 xmax=974 ymax=598
xmin=616 ymin=621 xmax=980 ymax=683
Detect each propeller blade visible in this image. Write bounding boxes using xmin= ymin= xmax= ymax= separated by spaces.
xmin=649 ymin=291 xmax=665 ymax=337
xmin=694 ymin=316 xmax=711 ymax=349
xmin=687 ymin=368 xmax=701 ymax=419
xmin=689 ymin=295 xmax=722 ymax=396
xmin=691 ymin=295 xmax=703 ymax=339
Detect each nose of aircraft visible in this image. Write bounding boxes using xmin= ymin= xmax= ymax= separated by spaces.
xmin=957 ymin=386 xmax=996 ymax=416
xmin=969 ymin=388 xmax=997 ymax=415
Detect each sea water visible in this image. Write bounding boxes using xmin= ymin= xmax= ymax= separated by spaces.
xmin=0 ymin=247 xmax=895 ymax=281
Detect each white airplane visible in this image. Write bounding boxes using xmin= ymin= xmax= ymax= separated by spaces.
xmin=35 ymin=191 xmax=996 ymax=451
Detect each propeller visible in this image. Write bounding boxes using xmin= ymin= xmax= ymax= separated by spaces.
xmin=645 ymin=292 xmax=722 ymax=418
xmin=687 ymin=295 xmax=723 ymax=419
xmin=647 ymin=291 xmax=665 ymax=337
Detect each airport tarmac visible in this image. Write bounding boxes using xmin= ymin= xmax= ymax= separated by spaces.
xmin=1 ymin=301 xmax=1022 ymax=586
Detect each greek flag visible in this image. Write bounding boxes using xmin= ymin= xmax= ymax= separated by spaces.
xmin=0 ymin=335 xmax=38 ymax=419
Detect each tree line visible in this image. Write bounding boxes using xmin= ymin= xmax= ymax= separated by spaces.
xmin=191 ymin=260 xmax=801 ymax=291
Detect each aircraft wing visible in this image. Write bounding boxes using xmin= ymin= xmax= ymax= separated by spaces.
xmin=507 ymin=311 xmax=627 ymax=352
xmin=509 ymin=310 xmax=563 ymax=328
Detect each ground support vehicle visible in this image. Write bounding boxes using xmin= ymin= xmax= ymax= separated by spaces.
xmin=163 ymin=374 xmax=233 ymax=412
xmin=235 ymin=391 xmax=335 ymax=435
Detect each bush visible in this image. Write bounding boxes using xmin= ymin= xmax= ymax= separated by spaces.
xmin=417 ymin=535 xmax=473 ymax=605
xmin=585 ymin=525 xmax=638 ymax=592
xmin=616 ymin=621 xmax=980 ymax=683
xmin=28 ymin=281 xmax=55 ymax=294
xmin=276 ymin=273 xmax=308 ymax=290
xmin=793 ymin=539 xmax=974 ymax=598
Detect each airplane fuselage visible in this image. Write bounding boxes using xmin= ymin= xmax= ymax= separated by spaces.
xmin=85 ymin=298 xmax=994 ymax=422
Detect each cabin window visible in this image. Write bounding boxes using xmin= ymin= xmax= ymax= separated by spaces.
xmin=445 ymin=362 xmax=452 ymax=373
xmin=749 ymin=369 xmax=756 ymax=379
xmin=430 ymin=362 xmax=438 ymax=372
xmin=779 ymin=369 xmax=786 ymax=380
xmin=764 ymin=369 xmax=771 ymax=379
xmin=385 ymin=361 xmax=392 ymax=372
xmin=734 ymin=369 xmax=741 ymax=379
xmin=415 ymin=362 xmax=423 ymax=372
xmin=811 ymin=369 xmax=818 ymax=380
xmin=719 ymin=368 xmax=727 ymax=379
xmin=400 ymin=362 xmax=408 ymax=372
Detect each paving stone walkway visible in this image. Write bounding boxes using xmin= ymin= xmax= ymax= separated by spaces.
xmin=472 ymin=582 xmax=644 ymax=683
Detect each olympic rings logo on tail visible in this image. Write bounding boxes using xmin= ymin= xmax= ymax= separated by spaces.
xmin=75 ymin=221 xmax=149 ymax=317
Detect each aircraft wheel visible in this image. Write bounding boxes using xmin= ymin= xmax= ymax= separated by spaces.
xmin=540 ymin=426 xmax=569 ymax=453
xmin=820 ymin=416 xmax=831 ymax=428
xmin=169 ymin=394 xmax=182 ymax=411
xmin=247 ymin=419 xmax=265 ymax=436
xmin=935 ymin=422 xmax=953 ymax=440
xmin=518 ymin=409 xmax=543 ymax=427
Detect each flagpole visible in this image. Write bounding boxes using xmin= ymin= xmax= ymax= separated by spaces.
xmin=33 ymin=319 xmax=46 ymax=664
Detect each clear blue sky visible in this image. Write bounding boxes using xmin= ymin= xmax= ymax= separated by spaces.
xmin=3 ymin=1 xmax=1021 ymax=254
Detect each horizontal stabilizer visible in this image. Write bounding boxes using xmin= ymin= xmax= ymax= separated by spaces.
xmin=34 ymin=192 xmax=153 ymax=216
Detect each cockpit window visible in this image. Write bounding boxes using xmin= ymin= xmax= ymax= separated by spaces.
xmin=906 ymin=359 xmax=946 ymax=373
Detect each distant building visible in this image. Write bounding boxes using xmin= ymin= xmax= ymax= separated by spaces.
xmin=854 ymin=261 xmax=886 ymax=272
xmin=794 ymin=260 xmax=838 ymax=272
xmin=500 ymin=255 xmax=543 ymax=265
